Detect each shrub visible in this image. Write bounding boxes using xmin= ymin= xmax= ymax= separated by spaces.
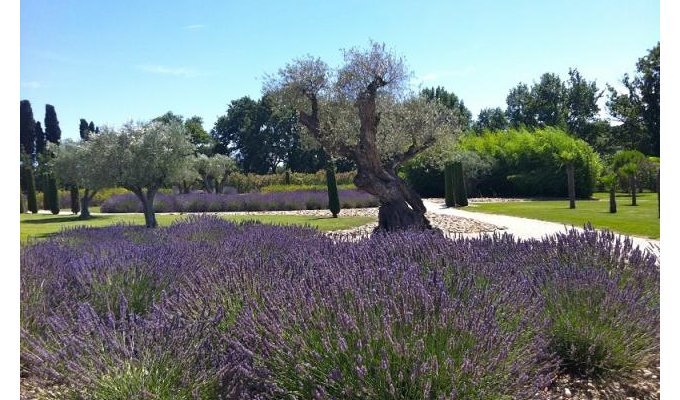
xmin=260 ymin=183 xmax=356 ymax=192
xmin=401 ymin=139 xmax=492 ymax=198
xmin=101 ymin=190 xmax=378 ymax=213
xmin=224 ymin=170 xmax=357 ymax=193
xmin=21 ymin=218 xmax=658 ymax=397
xmin=25 ymin=167 xmax=38 ymax=213
xmin=458 ymin=127 xmax=602 ymax=198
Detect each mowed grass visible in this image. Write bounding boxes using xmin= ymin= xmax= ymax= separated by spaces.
xmin=466 ymin=191 xmax=659 ymax=239
xmin=20 ymin=212 xmax=375 ymax=244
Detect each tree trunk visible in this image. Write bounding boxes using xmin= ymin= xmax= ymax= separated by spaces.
xmin=325 ymin=160 xmax=340 ymax=218
xmin=70 ymin=186 xmax=80 ymax=214
xmin=567 ymin=162 xmax=576 ymax=209
xmin=609 ymin=185 xmax=617 ymax=213
xmin=79 ymin=189 xmax=94 ymax=220
xmin=352 ymin=80 xmax=432 ymax=232
xmin=354 ymin=167 xmax=432 ymax=232
xmin=133 ymin=188 xmax=158 ymax=228
xmin=630 ymin=175 xmax=637 ymax=206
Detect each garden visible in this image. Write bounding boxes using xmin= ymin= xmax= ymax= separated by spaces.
xmin=19 ymin=41 xmax=661 ymax=399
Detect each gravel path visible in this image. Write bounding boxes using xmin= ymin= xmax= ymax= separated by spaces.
xmin=422 ymin=198 xmax=660 ymax=257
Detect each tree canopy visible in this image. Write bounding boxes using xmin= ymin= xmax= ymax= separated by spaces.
xmin=20 ymin=100 xmax=36 ymax=155
xmin=265 ymin=41 xmax=463 ymax=231
xmin=44 ymin=104 xmax=61 ymax=145
xmin=607 ymin=43 xmax=660 ymax=156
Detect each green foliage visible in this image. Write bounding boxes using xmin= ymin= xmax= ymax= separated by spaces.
xmin=260 ymin=183 xmax=354 ymax=192
xmin=20 ymin=100 xmax=36 ymax=155
xmin=20 ymin=191 xmax=26 ymax=214
xmin=34 ymin=121 xmax=46 ymax=155
xmin=452 ymin=162 xmax=468 ymax=206
xmin=606 ymin=43 xmax=659 ymax=156
xmin=70 ymin=186 xmax=80 ymax=214
xmin=44 ymin=104 xmax=61 ymax=145
xmin=47 ymin=175 xmax=60 ymax=214
xmin=458 ymin=127 xmax=602 ymax=198
xmin=26 ymin=166 xmax=38 ymax=213
xmin=444 ymin=163 xmax=455 ymax=207
xmin=544 ymin=285 xmax=658 ymax=376
xmin=473 ymin=107 xmax=508 ymax=133
xmin=325 ymin=161 xmax=340 ymax=217
xmin=225 ymin=170 xmax=356 ymax=193
xmin=211 ymin=96 xmax=296 ymax=174
xmin=421 ymin=86 xmax=472 ymax=129
xmin=401 ymin=137 xmax=492 ymax=197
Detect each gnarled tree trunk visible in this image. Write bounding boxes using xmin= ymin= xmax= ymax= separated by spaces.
xmin=352 ymin=81 xmax=432 ymax=232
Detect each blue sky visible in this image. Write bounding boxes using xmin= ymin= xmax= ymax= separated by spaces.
xmin=20 ymin=0 xmax=659 ymax=141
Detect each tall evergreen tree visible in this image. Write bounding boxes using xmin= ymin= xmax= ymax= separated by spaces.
xmin=421 ymin=86 xmax=472 ymax=129
xmin=26 ymin=166 xmax=38 ymax=213
xmin=20 ymin=100 xmax=36 ymax=155
xmin=35 ymin=122 xmax=46 ymax=154
xmin=474 ymin=107 xmax=509 ymax=132
xmin=79 ymin=119 xmax=90 ymax=141
xmin=88 ymin=121 xmax=96 ymax=133
xmin=607 ymin=43 xmax=660 ymax=156
xmin=44 ymin=104 xmax=62 ymax=145
xmin=47 ymin=175 xmax=60 ymax=214
xmin=505 ymin=83 xmax=535 ymax=128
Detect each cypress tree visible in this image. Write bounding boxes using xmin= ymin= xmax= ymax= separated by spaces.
xmin=35 ymin=121 xmax=46 ymax=155
xmin=325 ymin=160 xmax=340 ymax=218
xmin=26 ymin=167 xmax=38 ymax=213
xmin=48 ymin=176 xmax=60 ymax=214
xmin=452 ymin=162 xmax=468 ymax=207
xmin=444 ymin=163 xmax=455 ymax=207
xmin=20 ymin=100 xmax=36 ymax=155
xmin=79 ymin=119 xmax=90 ymax=141
xmin=44 ymin=104 xmax=62 ymax=145
xmin=42 ymin=173 xmax=50 ymax=210
xmin=71 ymin=186 xmax=80 ymax=214
xmin=20 ymin=191 xmax=26 ymax=214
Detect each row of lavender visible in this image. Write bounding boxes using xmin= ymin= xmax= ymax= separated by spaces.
xmin=100 ymin=189 xmax=378 ymax=213
xmin=21 ymin=217 xmax=659 ymax=399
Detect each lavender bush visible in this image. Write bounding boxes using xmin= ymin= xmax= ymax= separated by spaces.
xmin=20 ymin=217 xmax=659 ymax=398
xmin=100 ymin=189 xmax=378 ymax=213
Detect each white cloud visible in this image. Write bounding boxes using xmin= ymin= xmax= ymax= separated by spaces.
xmin=183 ymin=24 xmax=206 ymax=30
xmin=137 ymin=64 xmax=199 ymax=78
xmin=21 ymin=81 xmax=42 ymax=88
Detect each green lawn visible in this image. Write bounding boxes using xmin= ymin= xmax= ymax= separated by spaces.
xmin=20 ymin=212 xmax=375 ymax=244
xmin=465 ymin=191 xmax=659 ymax=239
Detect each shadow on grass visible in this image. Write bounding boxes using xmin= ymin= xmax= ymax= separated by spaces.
xmin=21 ymin=215 xmax=115 ymax=225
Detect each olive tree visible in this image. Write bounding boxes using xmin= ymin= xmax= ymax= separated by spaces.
xmin=265 ymin=42 xmax=462 ymax=231
xmin=51 ymin=139 xmax=115 ymax=219
xmin=193 ymin=153 xmax=238 ymax=193
xmin=103 ymin=121 xmax=193 ymax=227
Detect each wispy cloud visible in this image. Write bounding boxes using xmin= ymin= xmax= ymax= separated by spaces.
xmin=21 ymin=81 xmax=42 ymax=89
xmin=417 ymin=66 xmax=477 ymax=83
xmin=137 ymin=64 xmax=200 ymax=78
xmin=183 ymin=24 xmax=206 ymax=30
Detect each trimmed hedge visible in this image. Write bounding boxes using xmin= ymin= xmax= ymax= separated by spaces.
xmin=459 ymin=128 xmax=602 ymax=198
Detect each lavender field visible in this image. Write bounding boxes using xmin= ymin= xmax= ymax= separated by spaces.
xmin=101 ymin=189 xmax=378 ymax=213
xmin=20 ymin=216 xmax=659 ymax=399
